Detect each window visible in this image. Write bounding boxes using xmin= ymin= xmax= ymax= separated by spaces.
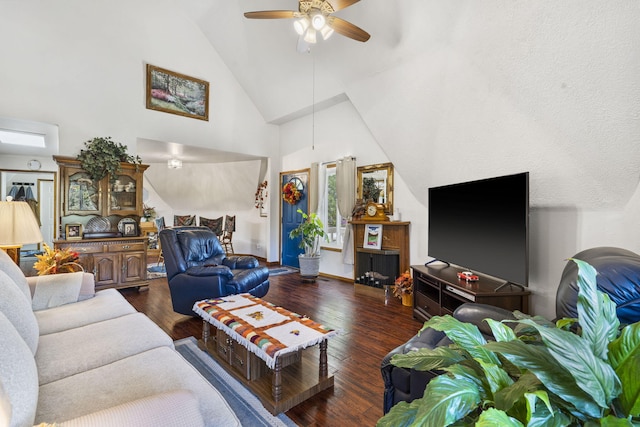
xmin=320 ymin=163 xmax=346 ymax=250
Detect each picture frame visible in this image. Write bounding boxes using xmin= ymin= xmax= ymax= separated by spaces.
xmin=122 ymin=222 xmax=138 ymax=237
xmin=146 ymin=64 xmax=209 ymax=121
xmin=363 ymin=224 xmax=383 ymax=250
xmin=66 ymin=224 xmax=82 ymax=240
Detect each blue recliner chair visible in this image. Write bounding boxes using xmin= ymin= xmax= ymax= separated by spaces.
xmin=159 ymin=226 xmax=270 ymax=315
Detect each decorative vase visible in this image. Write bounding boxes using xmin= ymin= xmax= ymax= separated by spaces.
xmin=402 ymin=293 xmax=413 ymax=307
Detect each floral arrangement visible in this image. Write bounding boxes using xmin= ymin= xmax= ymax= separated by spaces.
xmin=255 ymin=180 xmax=268 ymax=209
xmin=34 ymin=244 xmax=84 ymax=275
xmin=142 ymin=204 xmax=156 ymax=220
xmin=392 ymin=270 xmax=413 ymax=298
xmin=282 ymin=181 xmax=302 ymax=205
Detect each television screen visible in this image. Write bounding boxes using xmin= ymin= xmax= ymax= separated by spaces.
xmin=428 ymin=172 xmax=529 ymax=287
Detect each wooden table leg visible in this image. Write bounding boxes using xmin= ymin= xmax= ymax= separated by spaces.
xmin=319 ymin=339 xmax=328 ymax=377
xmin=272 ymin=358 xmax=282 ymax=402
xmin=202 ymin=321 xmax=210 ymax=344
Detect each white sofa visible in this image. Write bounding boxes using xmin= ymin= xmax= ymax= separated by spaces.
xmin=0 ymin=249 xmax=240 ymax=427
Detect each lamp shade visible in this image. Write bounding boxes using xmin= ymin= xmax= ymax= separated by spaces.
xmin=0 ymin=201 xmax=43 ymax=245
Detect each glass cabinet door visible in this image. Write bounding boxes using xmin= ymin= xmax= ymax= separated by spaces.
xmin=64 ymin=168 xmax=101 ymax=215
xmin=107 ymin=171 xmax=140 ymax=215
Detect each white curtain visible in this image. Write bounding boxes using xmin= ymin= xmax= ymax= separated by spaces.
xmin=309 ymin=162 xmax=319 ymax=213
xmin=336 ymin=156 xmax=356 ymax=264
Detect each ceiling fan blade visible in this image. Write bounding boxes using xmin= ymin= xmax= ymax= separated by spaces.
xmin=325 ymin=0 xmax=360 ymax=12
xmin=326 ymin=16 xmax=370 ymax=42
xmin=244 ymin=10 xmax=298 ymax=19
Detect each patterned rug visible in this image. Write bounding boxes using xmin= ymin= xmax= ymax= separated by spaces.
xmin=147 ymin=264 xmax=166 ymax=279
xmin=174 ymin=337 xmax=298 ymax=427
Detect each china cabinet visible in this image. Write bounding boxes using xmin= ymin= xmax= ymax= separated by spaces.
xmin=53 ymin=156 xmax=150 ymax=290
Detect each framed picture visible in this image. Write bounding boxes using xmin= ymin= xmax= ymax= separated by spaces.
xmin=66 ymin=224 xmax=82 ymax=240
xmin=146 ymin=64 xmax=209 ymax=121
xmin=363 ymin=224 xmax=383 ymax=250
xmin=122 ymin=222 xmax=138 ymax=237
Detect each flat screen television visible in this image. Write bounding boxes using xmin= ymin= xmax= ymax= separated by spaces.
xmin=428 ymin=172 xmax=529 ymax=287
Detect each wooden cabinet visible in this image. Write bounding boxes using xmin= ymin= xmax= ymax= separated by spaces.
xmin=412 ymin=264 xmax=530 ymax=322
xmin=54 ymin=237 xmax=148 ymax=290
xmin=53 ymin=156 xmax=150 ymax=291
xmin=350 ymin=221 xmax=410 ymax=286
xmin=54 ymin=156 xmax=148 ymax=218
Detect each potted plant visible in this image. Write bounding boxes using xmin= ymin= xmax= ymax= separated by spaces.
xmin=76 ymin=136 xmax=141 ymax=183
xmin=289 ymin=208 xmax=328 ymax=280
xmin=378 ymin=258 xmax=640 ymax=426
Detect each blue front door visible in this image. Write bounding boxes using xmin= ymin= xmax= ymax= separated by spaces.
xmin=281 ymin=171 xmax=309 ymax=268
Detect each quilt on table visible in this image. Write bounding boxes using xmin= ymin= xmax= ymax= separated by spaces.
xmin=193 ymin=294 xmax=337 ymax=369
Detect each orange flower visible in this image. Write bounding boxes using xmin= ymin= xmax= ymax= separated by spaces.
xmin=392 ymin=270 xmax=413 ymax=298
xmin=34 ymin=244 xmax=84 ymax=275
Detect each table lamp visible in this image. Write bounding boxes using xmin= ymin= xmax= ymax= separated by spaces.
xmin=0 ymin=197 xmax=44 ymax=265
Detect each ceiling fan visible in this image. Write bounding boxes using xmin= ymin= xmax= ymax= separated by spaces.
xmin=244 ymin=0 xmax=370 ymax=47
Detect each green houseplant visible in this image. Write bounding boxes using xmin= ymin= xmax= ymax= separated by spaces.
xmin=76 ymin=136 xmax=141 ymax=183
xmin=289 ymin=208 xmax=328 ymax=279
xmin=378 ymin=259 xmax=640 ymax=427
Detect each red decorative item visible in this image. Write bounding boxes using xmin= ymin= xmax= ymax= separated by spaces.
xmin=457 ymin=271 xmax=479 ymax=282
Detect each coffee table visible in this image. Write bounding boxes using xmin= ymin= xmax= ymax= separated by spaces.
xmin=193 ymin=294 xmax=338 ymax=414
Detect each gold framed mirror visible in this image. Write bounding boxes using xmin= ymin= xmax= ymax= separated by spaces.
xmin=357 ymin=162 xmax=394 ymax=215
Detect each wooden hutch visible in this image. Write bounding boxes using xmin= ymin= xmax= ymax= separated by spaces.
xmin=53 ymin=156 xmax=150 ymax=291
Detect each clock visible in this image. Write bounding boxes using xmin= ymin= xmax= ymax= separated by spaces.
xmin=27 ymin=159 xmax=41 ymax=171
xmin=363 ymin=201 xmax=389 ymax=221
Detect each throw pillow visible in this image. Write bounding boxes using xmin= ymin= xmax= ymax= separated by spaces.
xmin=174 ymin=215 xmax=195 ymax=226
xmin=199 ymin=216 xmax=223 ymax=236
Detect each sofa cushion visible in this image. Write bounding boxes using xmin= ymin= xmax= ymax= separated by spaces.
xmin=35 ymin=289 xmax=136 ymax=336
xmin=55 ymin=390 xmax=204 ymax=427
xmin=0 ymin=311 xmax=38 ymax=427
xmin=31 ymin=271 xmax=84 ymax=311
xmin=36 ymin=313 xmax=174 ymax=385
xmin=0 ymin=248 xmax=31 ymax=301
xmin=0 ymin=270 xmax=39 ymax=355
xmin=36 ymin=347 xmax=240 ymax=426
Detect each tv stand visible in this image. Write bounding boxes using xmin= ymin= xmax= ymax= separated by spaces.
xmin=495 ymin=281 xmax=525 ymax=292
xmin=412 ymin=264 xmax=530 ymax=322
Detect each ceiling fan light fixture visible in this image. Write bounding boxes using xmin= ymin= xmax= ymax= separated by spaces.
xmin=293 ymin=17 xmax=309 ymax=35
xmin=304 ymin=28 xmax=317 ymax=44
xmin=310 ymin=12 xmax=326 ymax=31
xmin=320 ymin=25 xmax=334 ymax=40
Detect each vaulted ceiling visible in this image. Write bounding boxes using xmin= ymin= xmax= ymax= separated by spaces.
xmin=183 ymin=0 xmax=411 ymax=124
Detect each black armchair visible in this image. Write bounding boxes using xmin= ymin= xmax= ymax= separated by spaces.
xmin=381 ymin=246 xmax=640 ymax=414
xmin=159 ymin=227 xmax=270 ymax=315
xmin=381 ymin=303 xmax=515 ymax=413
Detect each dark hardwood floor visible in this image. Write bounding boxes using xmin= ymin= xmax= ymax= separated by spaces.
xmin=119 ymin=269 xmax=423 ymax=427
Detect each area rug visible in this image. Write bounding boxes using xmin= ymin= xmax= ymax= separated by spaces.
xmin=174 ymin=337 xmax=298 ymax=427
xmin=147 ymin=264 xmax=166 ymax=279
xmin=268 ymin=266 xmax=298 ymax=276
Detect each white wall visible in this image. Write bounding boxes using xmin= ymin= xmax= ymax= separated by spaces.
xmin=0 ymin=0 xmax=277 ymax=259
xmin=280 ymin=100 xmax=426 ymax=279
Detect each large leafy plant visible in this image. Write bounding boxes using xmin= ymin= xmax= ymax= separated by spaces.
xmin=289 ymin=208 xmax=328 ymax=257
xmin=378 ymin=259 xmax=640 ymax=426
xmin=76 ymin=136 xmax=141 ymax=183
